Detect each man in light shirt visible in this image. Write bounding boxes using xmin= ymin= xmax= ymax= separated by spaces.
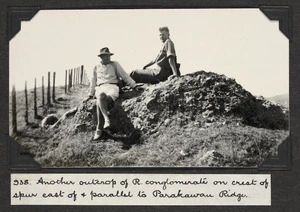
xmin=85 ymin=47 xmax=143 ymax=140
xmin=130 ymin=26 xmax=180 ymax=84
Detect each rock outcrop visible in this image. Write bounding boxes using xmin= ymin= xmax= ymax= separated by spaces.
xmin=70 ymin=70 xmax=288 ymax=138
xmin=35 ymin=70 xmax=289 ymax=167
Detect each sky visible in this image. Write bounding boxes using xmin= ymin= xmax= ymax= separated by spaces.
xmin=9 ymin=9 xmax=289 ymax=98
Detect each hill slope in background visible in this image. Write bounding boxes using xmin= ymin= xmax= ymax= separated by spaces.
xmin=11 ymin=71 xmax=289 ymax=167
xmin=267 ymin=93 xmax=289 ymax=108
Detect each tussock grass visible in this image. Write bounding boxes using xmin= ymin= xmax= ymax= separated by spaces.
xmin=33 ymin=116 xmax=287 ymax=167
xmin=116 ymin=120 xmax=287 ymax=167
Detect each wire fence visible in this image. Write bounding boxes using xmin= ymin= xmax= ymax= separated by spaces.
xmin=11 ymin=65 xmax=89 ymax=134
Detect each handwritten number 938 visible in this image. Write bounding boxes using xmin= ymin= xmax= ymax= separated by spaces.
xmin=13 ymin=180 xmax=29 ymax=186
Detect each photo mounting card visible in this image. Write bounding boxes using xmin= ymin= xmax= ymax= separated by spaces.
xmin=8 ymin=7 xmax=291 ymax=170
xmin=1 ymin=1 xmax=299 ymax=210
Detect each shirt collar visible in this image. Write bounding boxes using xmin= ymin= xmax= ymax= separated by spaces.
xmin=164 ymin=38 xmax=171 ymax=43
xmin=101 ymin=61 xmax=112 ymax=66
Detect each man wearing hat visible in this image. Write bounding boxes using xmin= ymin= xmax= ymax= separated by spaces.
xmin=85 ymin=47 xmax=142 ymax=140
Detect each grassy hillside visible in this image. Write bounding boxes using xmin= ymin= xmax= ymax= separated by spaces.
xmin=32 ymin=116 xmax=286 ymax=167
xmin=9 ymin=85 xmax=87 ymax=135
xmin=10 ymin=71 xmax=289 ymax=168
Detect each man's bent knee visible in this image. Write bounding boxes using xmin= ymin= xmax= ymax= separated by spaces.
xmin=130 ymin=70 xmax=137 ymax=80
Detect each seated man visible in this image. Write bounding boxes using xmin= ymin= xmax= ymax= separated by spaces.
xmin=85 ymin=47 xmax=142 ymax=140
xmin=130 ymin=26 xmax=180 ymax=84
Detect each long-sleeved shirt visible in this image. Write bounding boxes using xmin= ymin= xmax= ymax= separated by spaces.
xmin=88 ymin=61 xmax=136 ymax=96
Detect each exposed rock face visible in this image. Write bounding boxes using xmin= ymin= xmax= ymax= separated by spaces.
xmin=72 ymin=70 xmax=288 ymax=137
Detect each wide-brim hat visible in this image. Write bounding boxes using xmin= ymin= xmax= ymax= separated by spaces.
xmin=98 ymin=47 xmax=114 ymax=57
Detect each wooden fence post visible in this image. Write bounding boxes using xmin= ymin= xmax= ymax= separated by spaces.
xmin=34 ymin=78 xmax=38 ymax=118
xmin=70 ymin=69 xmax=73 ymax=89
xmin=76 ymin=67 xmax=78 ymax=86
xmin=82 ymin=70 xmax=85 ymax=85
xmin=75 ymin=68 xmax=78 ymax=87
xmin=77 ymin=67 xmax=80 ymax=87
xmin=72 ymin=69 xmax=74 ymax=88
xmin=78 ymin=68 xmax=80 ymax=86
xmin=77 ymin=68 xmax=80 ymax=87
xmin=24 ymin=81 xmax=29 ymax=125
xmin=78 ymin=67 xmax=81 ymax=85
xmin=73 ymin=68 xmax=75 ymax=88
xmin=47 ymin=72 xmax=51 ymax=105
xmin=68 ymin=69 xmax=71 ymax=91
xmin=81 ymin=65 xmax=84 ymax=84
xmin=82 ymin=69 xmax=85 ymax=85
xmin=65 ymin=70 xmax=67 ymax=94
xmin=85 ymin=70 xmax=88 ymax=85
xmin=86 ymin=70 xmax=89 ymax=85
xmin=42 ymin=76 xmax=45 ymax=106
xmin=12 ymin=85 xmax=17 ymax=134
xmin=78 ymin=67 xmax=80 ymax=85
xmin=52 ymin=72 xmax=56 ymax=102
xmin=73 ymin=68 xmax=77 ymax=88
xmin=84 ymin=70 xmax=87 ymax=85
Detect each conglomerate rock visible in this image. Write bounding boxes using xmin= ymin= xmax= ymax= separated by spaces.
xmin=71 ymin=70 xmax=289 ymax=137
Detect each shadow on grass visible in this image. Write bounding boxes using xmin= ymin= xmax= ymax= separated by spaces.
xmin=90 ymin=89 xmax=144 ymax=150
xmin=17 ymin=130 xmax=49 ymax=140
xmin=102 ymin=128 xmax=142 ymax=150
xmin=54 ymin=102 xmax=70 ymax=107
xmin=34 ymin=115 xmax=43 ymax=120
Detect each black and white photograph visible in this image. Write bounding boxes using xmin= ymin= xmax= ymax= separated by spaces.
xmin=9 ymin=8 xmax=289 ymax=168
